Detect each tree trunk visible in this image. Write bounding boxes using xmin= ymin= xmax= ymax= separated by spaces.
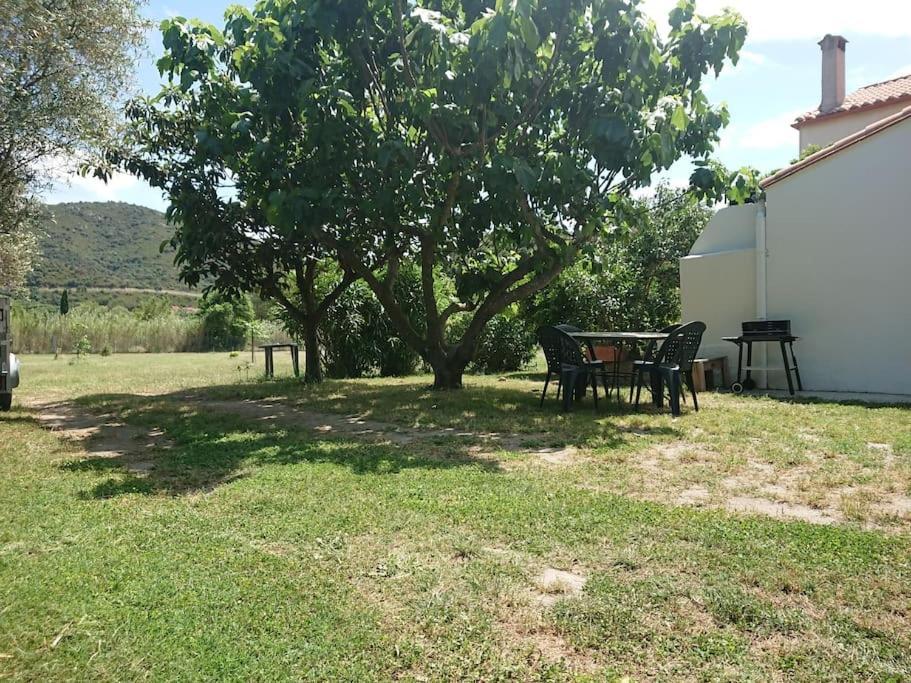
xmin=431 ymin=360 xmax=467 ymax=390
xmin=302 ymin=320 xmax=322 ymax=384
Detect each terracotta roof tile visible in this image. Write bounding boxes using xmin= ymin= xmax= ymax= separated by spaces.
xmin=763 ymin=105 xmax=911 ymax=188
xmin=793 ymin=73 xmax=911 ymax=127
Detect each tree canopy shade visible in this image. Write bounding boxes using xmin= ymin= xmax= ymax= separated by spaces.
xmin=0 ymin=0 xmax=146 ymax=290
xmin=106 ymin=0 xmax=746 ymax=388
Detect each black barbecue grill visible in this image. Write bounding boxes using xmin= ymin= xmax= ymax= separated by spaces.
xmin=722 ymin=320 xmax=803 ymax=395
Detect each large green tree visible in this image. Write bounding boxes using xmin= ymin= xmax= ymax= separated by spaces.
xmin=108 ymin=0 xmax=745 ymax=388
xmin=0 ymin=0 xmax=146 ymax=289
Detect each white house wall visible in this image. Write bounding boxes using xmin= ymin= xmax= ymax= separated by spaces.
xmin=798 ymin=101 xmax=909 ymax=151
xmin=689 ymin=204 xmax=758 ymax=255
xmin=681 ymin=204 xmax=759 ymax=383
xmin=765 ymin=117 xmax=911 ymax=394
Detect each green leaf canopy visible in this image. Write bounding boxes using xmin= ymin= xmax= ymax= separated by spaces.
xmin=109 ymin=0 xmax=746 ymax=388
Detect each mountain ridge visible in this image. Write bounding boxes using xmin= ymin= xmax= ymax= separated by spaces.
xmin=27 ymin=201 xmax=188 ymax=292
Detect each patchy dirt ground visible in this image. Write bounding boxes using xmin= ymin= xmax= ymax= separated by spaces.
xmin=614 ymin=439 xmax=911 ymax=531
xmin=33 ymin=401 xmax=174 ymax=475
xmin=26 ymin=396 xmax=911 ymax=532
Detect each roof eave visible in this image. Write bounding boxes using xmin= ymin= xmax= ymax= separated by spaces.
xmin=792 ymin=93 xmax=911 ymax=129
xmin=763 ymin=104 xmax=911 ymax=189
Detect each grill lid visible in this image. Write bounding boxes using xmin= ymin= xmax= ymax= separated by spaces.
xmin=742 ymin=320 xmax=791 ymax=337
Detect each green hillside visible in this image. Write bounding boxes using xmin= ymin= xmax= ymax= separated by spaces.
xmin=27 ymin=202 xmax=188 ymax=291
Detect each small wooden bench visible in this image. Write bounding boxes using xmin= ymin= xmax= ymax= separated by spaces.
xmin=692 ymin=356 xmax=727 ymax=392
xmin=259 ymin=343 xmax=300 ymax=378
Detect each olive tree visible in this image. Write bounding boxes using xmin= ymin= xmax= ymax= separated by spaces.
xmin=0 ymin=0 xmax=146 ymax=287
xmin=108 ymin=0 xmax=745 ymax=388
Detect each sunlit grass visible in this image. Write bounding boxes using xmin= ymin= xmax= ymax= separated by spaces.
xmin=2 ymin=352 xmax=910 ymax=679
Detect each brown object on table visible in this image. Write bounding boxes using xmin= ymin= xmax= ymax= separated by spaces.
xmin=692 ymin=356 xmax=728 ymax=392
xmin=259 ymin=343 xmax=300 ymax=378
xmin=591 ymin=344 xmax=626 ymax=363
xmin=570 ymin=331 xmax=670 ymax=405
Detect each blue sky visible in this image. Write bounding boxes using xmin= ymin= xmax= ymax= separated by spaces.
xmin=46 ymin=0 xmax=911 ymax=210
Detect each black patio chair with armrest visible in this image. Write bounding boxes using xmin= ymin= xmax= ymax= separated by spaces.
xmin=536 ymin=326 xmax=605 ymax=411
xmin=538 ymin=324 xmax=580 ymax=405
xmin=632 ymin=321 xmax=706 ymax=416
xmin=558 ymin=323 xmax=621 ymax=396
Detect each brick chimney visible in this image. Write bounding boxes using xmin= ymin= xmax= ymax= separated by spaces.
xmin=819 ymin=34 xmax=847 ymax=113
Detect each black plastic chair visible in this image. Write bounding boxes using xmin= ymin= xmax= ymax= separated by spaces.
xmin=628 ymin=323 xmax=680 ymax=402
xmin=537 ymin=326 xmax=605 ymax=411
xmin=538 ymin=324 xmax=582 ymax=404
xmin=632 ymin=321 xmax=706 ymax=416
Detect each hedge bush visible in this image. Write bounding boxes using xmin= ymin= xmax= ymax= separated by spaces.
xmin=318 ymin=270 xmax=422 ymax=379
xmin=447 ymin=309 xmax=537 ymax=375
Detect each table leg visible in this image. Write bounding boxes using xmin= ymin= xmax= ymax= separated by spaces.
xmin=562 ymin=369 xmax=575 ymax=412
xmin=651 ymin=371 xmax=664 ymax=408
xmin=614 ymin=340 xmax=624 ymax=405
xmin=669 ymin=370 xmax=681 ymax=416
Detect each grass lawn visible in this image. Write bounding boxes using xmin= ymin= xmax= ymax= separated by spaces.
xmin=2 ymin=353 xmax=910 ymax=680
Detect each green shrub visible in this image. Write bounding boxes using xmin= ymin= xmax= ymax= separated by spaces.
xmin=449 ymin=310 xmax=536 ymax=375
xmin=318 ymin=273 xmax=422 ymax=379
xmin=320 ymin=281 xmax=376 ymax=378
xmin=197 ymin=292 xmax=254 ymax=352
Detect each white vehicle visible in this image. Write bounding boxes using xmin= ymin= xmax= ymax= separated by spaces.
xmin=1 ymin=296 xmax=19 ymax=411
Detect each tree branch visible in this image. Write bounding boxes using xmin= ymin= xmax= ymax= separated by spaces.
xmin=439 ymin=300 xmax=476 ymax=326
xmin=315 ymin=267 xmax=357 ymax=319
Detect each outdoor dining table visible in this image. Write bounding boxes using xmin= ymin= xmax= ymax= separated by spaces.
xmin=568 ymin=331 xmax=669 ymax=407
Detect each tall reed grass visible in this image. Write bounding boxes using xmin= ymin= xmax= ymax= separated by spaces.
xmin=11 ymin=303 xmax=290 ymax=354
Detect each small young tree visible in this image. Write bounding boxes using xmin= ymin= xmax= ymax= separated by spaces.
xmin=59 ymin=290 xmax=69 ymax=316
xmin=162 ymin=195 xmax=355 ymax=382
xmin=107 ymin=0 xmax=745 ymax=388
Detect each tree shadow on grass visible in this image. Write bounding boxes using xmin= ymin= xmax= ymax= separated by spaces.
xmin=120 ymin=375 xmax=682 ymax=444
xmin=58 ymin=398 xmax=506 ymax=499
xmin=56 ymin=376 xmax=682 ymax=499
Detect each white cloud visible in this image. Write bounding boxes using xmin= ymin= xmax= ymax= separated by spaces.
xmin=641 ymin=0 xmax=911 ymax=42
xmin=66 ymin=171 xmax=141 ymax=201
xmin=886 ymin=64 xmax=911 ymax=80
xmin=38 ymin=154 xmax=141 ymax=202
xmin=740 ymin=49 xmax=769 ymax=66
xmin=722 ymin=109 xmax=802 ymax=152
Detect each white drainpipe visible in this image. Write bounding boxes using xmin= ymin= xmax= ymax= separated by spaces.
xmin=755 ymin=200 xmax=768 ymax=386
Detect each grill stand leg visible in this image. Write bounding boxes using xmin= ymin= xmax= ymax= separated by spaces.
xmin=789 ymin=342 xmax=803 ymax=391
xmin=779 ymin=341 xmax=795 ymax=395
xmin=745 ymin=342 xmax=753 ymax=386
xmin=736 ymin=342 xmax=744 ymax=383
